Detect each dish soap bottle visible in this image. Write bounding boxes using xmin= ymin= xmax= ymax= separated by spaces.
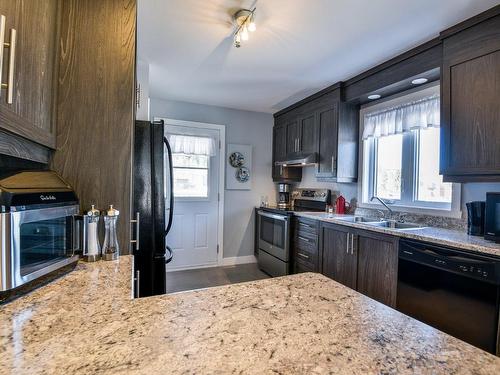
xmin=102 ymin=205 xmax=120 ymax=261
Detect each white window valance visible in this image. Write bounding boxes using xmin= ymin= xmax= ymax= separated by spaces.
xmin=168 ymin=134 xmax=216 ymax=156
xmin=362 ymin=95 xmax=440 ymax=139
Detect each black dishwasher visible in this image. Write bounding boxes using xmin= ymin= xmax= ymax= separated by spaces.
xmin=397 ymin=239 xmax=500 ymax=354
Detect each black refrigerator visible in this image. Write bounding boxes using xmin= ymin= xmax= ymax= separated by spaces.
xmin=132 ymin=120 xmax=174 ymax=298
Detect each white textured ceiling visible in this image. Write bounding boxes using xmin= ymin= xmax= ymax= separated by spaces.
xmin=138 ymin=0 xmax=499 ymax=113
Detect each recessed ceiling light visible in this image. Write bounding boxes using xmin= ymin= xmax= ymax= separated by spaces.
xmin=368 ymin=94 xmax=381 ymax=100
xmin=411 ymin=78 xmax=428 ymax=85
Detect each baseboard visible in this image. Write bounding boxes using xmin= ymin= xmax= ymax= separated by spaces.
xmin=221 ymin=255 xmax=257 ymax=266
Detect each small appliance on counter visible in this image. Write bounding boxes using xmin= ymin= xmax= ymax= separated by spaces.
xmin=277 ymin=183 xmax=291 ymax=209
xmin=81 ymin=205 xmax=101 ymax=262
xmin=485 ymin=193 xmax=500 ymax=242
xmin=0 ymin=171 xmax=80 ymax=302
xmin=256 ymin=188 xmax=331 ymax=277
xmin=466 ymin=201 xmax=485 ymax=236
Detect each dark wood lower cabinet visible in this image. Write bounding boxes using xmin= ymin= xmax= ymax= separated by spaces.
xmin=320 ymin=223 xmax=357 ymax=290
xmin=319 ymin=222 xmax=399 ymax=308
xmin=356 ymin=231 xmax=399 ymax=307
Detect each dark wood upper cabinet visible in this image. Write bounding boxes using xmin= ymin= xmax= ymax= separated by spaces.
xmin=272 ymin=120 xmax=302 ymax=182
xmin=0 ymin=0 xmax=59 ymax=148
xmin=316 ymin=103 xmax=338 ymax=178
xmin=273 ymin=88 xmax=358 ymax=183
xmin=356 ymin=230 xmax=399 ymax=308
xmin=440 ymin=9 xmax=500 ymax=181
xmin=320 ymin=222 xmax=357 ymax=290
xmin=297 ymin=111 xmax=317 ymax=154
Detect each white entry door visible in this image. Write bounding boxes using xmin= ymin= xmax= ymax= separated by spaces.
xmin=164 ymin=120 xmax=223 ymax=270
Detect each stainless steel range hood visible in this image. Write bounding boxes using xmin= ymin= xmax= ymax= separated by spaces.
xmin=275 ymin=152 xmax=318 ymax=167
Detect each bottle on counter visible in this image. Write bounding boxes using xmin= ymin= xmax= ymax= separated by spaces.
xmin=83 ymin=205 xmax=101 ymax=262
xmin=102 ymin=205 xmax=120 ymax=261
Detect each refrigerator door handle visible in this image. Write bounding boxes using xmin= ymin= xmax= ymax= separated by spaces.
xmin=130 ymin=212 xmax=140 ymax=251
xmin=164 ymin=136 xmax=174 ymax=235
xmin=166 ymin=245 xmax=173 ymax=264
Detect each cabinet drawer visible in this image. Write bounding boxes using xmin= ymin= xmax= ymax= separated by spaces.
xmin=295 ymin=233 xmax=318 ymax=253
xmin=294 ymin=217 xmax=319 ymax=235
xmin=293 ymin=260 xmax=314 ymax=274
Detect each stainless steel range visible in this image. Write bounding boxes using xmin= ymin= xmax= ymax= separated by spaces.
xmin=256 ymin=188 xmax=330 ymax=277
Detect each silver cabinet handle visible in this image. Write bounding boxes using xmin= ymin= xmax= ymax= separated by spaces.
xmin=351 ymin=234 xmax=355 ymax=255
xmin=297 ymin=252 xmax=310 ymax=260
xmin=0 ymin=15 xmax=5 ymax=93
xmin=298 ymin=235 xmax=311 ymax=243
xmin=130 ymin=212 xmax=140 ymax=250
xmin=134 ymin=270 xmax=140 ymax=298
xmin=331 ymin=156 xmax=337 ymax=173
xmin=1 ymin=26 xmax=16 ymax=104
xmin=297 ymin=137 xmax=300 ymax=151
xmin=346 ymin=233 xmax=350 ymax=254
xmin=299 ymin=222 xmax=314 ymax=230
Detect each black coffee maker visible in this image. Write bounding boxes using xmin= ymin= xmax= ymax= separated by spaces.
xmin=466 ymin=201 xmax=485 ymax=236
xmin=277 ymin=183 xmax=291 ymax=209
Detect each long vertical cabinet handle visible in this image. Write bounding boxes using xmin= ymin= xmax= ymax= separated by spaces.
xmin=0 ymin=15 xmax=5 ymax=94
xmin=346 ymin=233 xmax=350 ymax=254
xmin=0 ymin=22 xmax=16 ymax=104
xmin=331 ymin=156 xmax=335 ymax=173
xmin=134 ymin=270 xmax=140 ymax=298
xmin=130 ymin=212 xmax=140 ymax=251
xmin=351 ymin=234 xmax=355 ymax=255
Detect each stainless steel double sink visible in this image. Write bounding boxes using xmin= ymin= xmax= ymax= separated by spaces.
xmin=334 ymin=216 xmax=424 ymax=230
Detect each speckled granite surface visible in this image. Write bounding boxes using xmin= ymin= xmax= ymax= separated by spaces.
xmin=295 ymin=212 xmax=500 ymax=257
xmin=1 ymin=256 xmax=499 ymax=374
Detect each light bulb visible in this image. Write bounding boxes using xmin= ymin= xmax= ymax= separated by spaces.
xmin=241 ymin=25 xmax=249 ymax=41
xmin=248 ymin=21 xmax=256 ymax=32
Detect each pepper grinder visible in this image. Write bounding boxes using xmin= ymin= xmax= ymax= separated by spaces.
xmin=83 ymin=205 xmax=101 ymax=262
xmin=102 ymin=205 xmax=120 ymax=261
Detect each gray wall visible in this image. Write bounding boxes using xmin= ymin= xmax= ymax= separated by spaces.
xmin=150 ymin=98 xmax=275 ymax=259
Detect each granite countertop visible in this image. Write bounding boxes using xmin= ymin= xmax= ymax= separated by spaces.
xmin=294 ymin=212 xmax=500 ymax=258
xmin=1 ymin=256 xmax=500 ymax=374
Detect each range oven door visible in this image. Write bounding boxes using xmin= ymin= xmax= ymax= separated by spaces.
xmin=257 ymin=210 xmax=289 ymax=261
xmin=0 ymin=205 xmax=80 ymax=291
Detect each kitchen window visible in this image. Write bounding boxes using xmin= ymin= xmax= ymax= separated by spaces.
xmin=359 ymin=84 xmax=460 ymax=216
xmin=169 ymin=135 xmax=215 ymax=198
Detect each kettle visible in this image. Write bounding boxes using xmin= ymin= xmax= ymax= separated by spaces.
xmin=336 ymin=196 xmax=346 ymax=214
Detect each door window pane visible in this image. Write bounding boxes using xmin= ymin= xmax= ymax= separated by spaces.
xmin=375 ymin=134 xmax=403 ymax=200
xmin=172 ymin=153 xmax=209 ymax=198
xmin=417 ymin=127 xmax=452 ymax=203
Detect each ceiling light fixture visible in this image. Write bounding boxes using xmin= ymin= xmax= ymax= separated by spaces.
xmin=411 ymin=77 xmax=428 ymax=85
xmin=233 ymin=8 xmax=256 ymax=48
xmin=368 ymin=94 xmax=381 ymax=100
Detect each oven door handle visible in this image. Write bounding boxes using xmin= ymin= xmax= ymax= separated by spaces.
xmin=257 ymin=210 xmax=288 ymax=221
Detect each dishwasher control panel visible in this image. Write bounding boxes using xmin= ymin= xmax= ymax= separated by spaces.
xmin=399 ymin=240 xmax=500 ymax=284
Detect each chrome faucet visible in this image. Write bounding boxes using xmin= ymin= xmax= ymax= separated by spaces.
xmin=370 ymin=196 xmax=394 ymax=219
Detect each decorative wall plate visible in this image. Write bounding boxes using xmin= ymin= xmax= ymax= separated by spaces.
xmin=229 ymin=152 xmax=245 ymax=167
xmin=235 ymin=167 xmax=250 ymax=183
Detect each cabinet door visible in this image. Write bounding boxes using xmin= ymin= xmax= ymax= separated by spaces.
xmin=297 ymin=112 xmax=317 ymax=154
xmin=356 ymin=231 xmax=398 ymax=307
xmin=0 ymin=0 xmax=59 ymax=148
xmin=320 ymin=223 xmax=357 ymax=289
xmin=272 ymin=123 xmax=302 ymax=182
xmin=286 ymin=119 xmax=299 ymax=155
xmin=441 ymin=15 xmax=500 ymax=180
xmin=316 ymin=103 xmax=338 ymax=178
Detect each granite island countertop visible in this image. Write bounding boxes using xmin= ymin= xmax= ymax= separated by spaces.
xmin=293 ymin=212 xmax=500 ymax=258
xmin=1 ymin=256 xmax=500 ymax=374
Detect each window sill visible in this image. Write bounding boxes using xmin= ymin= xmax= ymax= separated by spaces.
xmin=357 ymin=202 xmax=463 ymax=219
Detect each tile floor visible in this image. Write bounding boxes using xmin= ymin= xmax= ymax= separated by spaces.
xmin=166 ymin=263 xmax=270 ymax=293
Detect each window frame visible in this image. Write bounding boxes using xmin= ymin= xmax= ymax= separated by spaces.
xmin=358 ymin=83 xmax=462 ymax=218
xmin=171 ymin=150 xmax=212 ymax=202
